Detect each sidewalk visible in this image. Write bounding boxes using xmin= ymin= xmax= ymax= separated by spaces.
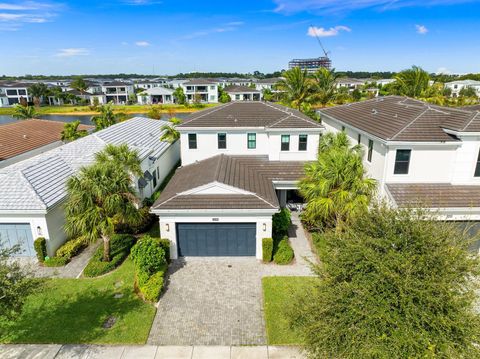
xmin=0 ymin=344 xmax=305 ymax=359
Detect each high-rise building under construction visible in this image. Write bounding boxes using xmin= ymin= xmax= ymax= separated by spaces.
xmin=288 ymin=56 xmax=332 ymax=73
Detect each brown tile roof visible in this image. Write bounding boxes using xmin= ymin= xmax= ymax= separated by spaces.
xmin=319 ymin=96 xmax=480 ymax=142
xmin=386 ymin=183 xmax=480 ymax=208
xmin=178 ymin=102 xmax=323 ymax=129
xmin=0 ymin=119 xmax=91 ymax=161
xmin=224 ymin=85 xmax=260 ymax=93
xmin=152 ymin=155 xmax=306 ymax=210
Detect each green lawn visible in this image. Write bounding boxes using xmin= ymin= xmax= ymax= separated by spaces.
xmin=262 ymin=276 xmax=317 ymax=345
xmin=0 ymin=258 xmax=156 ymax=344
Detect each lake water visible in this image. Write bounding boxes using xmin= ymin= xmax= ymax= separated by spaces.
xmin=0 ymin=113 xmax=189 ymax=126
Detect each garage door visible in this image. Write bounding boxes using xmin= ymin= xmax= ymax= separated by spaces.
xmin=0 ymin=224 xmax=35 ymax=257
xmin=176 ymin=223 xmax=256 ymax=256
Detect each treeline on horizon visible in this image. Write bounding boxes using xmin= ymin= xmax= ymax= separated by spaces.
xmin=1 ymin=70 xmax=479 ymax=82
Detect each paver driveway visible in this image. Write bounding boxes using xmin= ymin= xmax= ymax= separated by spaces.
xmin=148 ymin=258 xmax=267 ymax=346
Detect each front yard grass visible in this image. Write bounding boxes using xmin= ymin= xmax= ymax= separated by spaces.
xmin=262 ymin=276 xmax=317 ymax=345
xmin=0 ymin=258 xmax=156 ymax=344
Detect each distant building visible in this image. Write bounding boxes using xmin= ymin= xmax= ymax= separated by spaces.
xmin=254 ymin=78 xmax=283 ymax=92
xmin=224 ymin=85 xmax=261 ymax=101
xmin=180 ymin=79 xmax=218 ymax=103
xmin=101 ymin=81 xmax=135 ymax=104
xmin=445 ymin=80 xmax=480 ymax=97
xmin=288 ymin=56 xmax=331 ymax=73
xmin=137 ymin=87 xmax=175 ymax=105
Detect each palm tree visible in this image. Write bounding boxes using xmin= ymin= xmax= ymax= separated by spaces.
xmin=94 ymin=143 xmax=142 ymax=177
xmin=90 ymin=102 xmax=124 ymax=131
xmin=160 ymin=117 xmax=182 ymax=143
xmin=312 ymin=68 xmax=338 ymax=107
xmin=64 ymin=149 xmax=142 ymax=262
xmin=28 ymin=83 xmax=48 ymax=107
xmin=70 ymin=77 xmax=88 ymax=95
xmin=299 ymin=132 xmax=377 ymax=230
xmin=12 ymin=104 xmax=37 ymax=120
xmin=276 ymin=67 xmax=312 ymax=110
xmin=394 ymin=66 xmax=430 ymax=97
xmin=61 ymin=120 xmax=88 ymax=142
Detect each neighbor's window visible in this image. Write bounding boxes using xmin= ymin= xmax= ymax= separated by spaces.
xmin=299 ymin=134 xmax=308 ymax=151
xmin=218 ymin=133 xmax=227 ymax=149
xmin=367 ymin=139 xmax=374 ymax=162
xmin=474 ymin=149 xmax=480 ymax=177
xmin=247 ymin=133 xmax=256 ymax=149
xmin=281 ymin=135 xmax=290 ymax=151
xmin=394 ymin=149 xmax=411 ymax=175
xmin=188 ymin=133 xmax=197 ymax=149
xmin=357 ymin=134 xmax=361 ymax=145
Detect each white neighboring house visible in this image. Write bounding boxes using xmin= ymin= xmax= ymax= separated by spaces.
xmin=335 ymin=78 xmax=367 ymax=92
xmin=0 ymin=117 xmax=180 ymax=258
xmin=137 ymin=87 xmax=175 ymax=105
xmin=151 ymin=102 xmax=324 ymax=260
xmin=224 ymin=85 xmax=262 ymax=101
xmin=134 ymin=79 xmax=168 ymax=90
xmin=181 ymin=79 xmax=218 ymax=103
xmin=319 ymin=96 xmax=480 ymax=221
xmin=0 ymin=82 xmax=32 ymax=105
xmin=254 ymin=78 xmax=282 ymax=92
xmin=0 ymin=87 xmax=8 ymax=107
xmin=101 ymin=81 xmax=135 ymax=104
xmin=445 ymin=80 xmax=480 ymax=97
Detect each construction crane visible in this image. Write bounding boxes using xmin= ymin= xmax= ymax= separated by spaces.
xmin=310 ymin=25 xmax=331 ymax=58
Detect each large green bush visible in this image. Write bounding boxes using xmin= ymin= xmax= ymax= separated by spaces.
xmin=83 ymin=234 xmax=135 ymax=277
xmin=131 ymin=236 xmax=166 ymax=275
xmin=273 ymin=237 xmax=294 ymax=265
xmin=55 ymin=237 xmax=87 ymax=259
xmin=115 ymin=206 xmax=155 ymax=235
xmin=289 ymin=205 xmax=480 ymax=358
xmin=273 ymin=208 xmax=291 ymax=237
xmin=33 ymin=237 xmax=46 ymax=262
xmin=158 ymin=238 xmax=171 ymax=262
xmin=43 ymin=256 xmax=68 ymax=267
xmin=136 ymin=264 xmax=168 ymax=302
xmin=262 ymin=237 xmax=273 ymax=262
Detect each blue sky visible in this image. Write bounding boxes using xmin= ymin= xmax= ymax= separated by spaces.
xmin=1 ymin=0 xmax=479 ymax=75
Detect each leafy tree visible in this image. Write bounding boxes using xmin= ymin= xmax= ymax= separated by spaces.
xmin=218 ymin=87 xmax=231 ymax=103
xmin=299 ymin=132 xmax=377 ymax=229
xmin=0 ymin=245 xmax=37 ymax=322
xmin=70 ymin=77 xmax=88 ymax=94
xmin=394 ymin=65 xmax=430 ymax=97
xmin=64 ymin=146 xmax=142 ymax=262
xmin=443 ymin=86 xmax=452 ymax=97
xmin=262 ymin=88 xmax=274 ymax=102
xmin=160 ymin=117 xmax=182 ymax=143
xmin=173 ymin=87 xmax=186 ymax=105
xmin=61 ymin=120 xmax=88 ymax=142
xmin=28 ymin=82 xmax=48 ymax=107
xmin=311 ymin=68 xmax=338 ymax=107
xmin=276 ymin=67 xmax=312 ymax=110
xmin=128 ymin=93 xmax=137 ymax=105
xmin=94 ymin=143 xmax=143 ymax=177
xmin=351 ymin=88 xmax=362 ymax=101
xmin=147 ymin=105 xmax=164 ymax=119
xmin=90 ymin=102 xmax=125 ymax=131
xmin=289 ymin=205 xmax=480 ymax=358
xmin=12 ymin=104 xmax=37 ymax=120
xmin=459 ymin=86 xmax=478 ymax=98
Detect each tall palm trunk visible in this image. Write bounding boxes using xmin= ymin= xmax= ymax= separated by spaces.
xmin=102 ymin=234 xmax=111 ymax=262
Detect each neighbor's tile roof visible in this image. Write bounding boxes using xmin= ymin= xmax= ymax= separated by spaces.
xmin=386 ymin=183 xmax=480 ymax=208
xmin=0 ymin=119 xmax=91 ymax=161
xmin=183 ymin=79 xmax=217 ymax=85
xmin=152 ymin=155 xmax=306 ymax=210
xmin=224 ymin=85 xmax=260 ymax=93
xmin=0 ymin=117 xmax=170 ymax=211
xmin=319 ymin=96 xmax=480 ymax=142
xmin=178 ymin=102 xmax=323 ymax=129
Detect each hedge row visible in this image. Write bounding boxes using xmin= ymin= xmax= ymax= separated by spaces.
xmin=273 ymin=237 xmax=294 ymax=265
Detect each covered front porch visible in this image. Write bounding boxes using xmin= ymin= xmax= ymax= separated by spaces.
xmin=274 ymin=181 xmax=305 ymax=211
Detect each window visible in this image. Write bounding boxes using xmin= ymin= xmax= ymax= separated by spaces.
xmin=152 ymin=170 xmax=157 ymax=188
xmin=188 ymin=133 xmax=197 ymax=149
xmin=18 ymin=89 xmax=26 ymax=96
xmin=357 ymin=134 xmax=361 ymax=145
xmin=210 ymin=86 xmax=215 ymax=90
xmin=394 ymin=149 xmax=411 ymax=175
xmin=367 ymin=140 xmax=374 ymax=162
xmin=247 ymin=133 xmax=256 ymax=149
xmin=474 ymin=149 xmax=480 ymax=177
xmin=281 ymin=135 xmax=290 ymax=151
xmin=218 ymin=133 xmax=227 ymax=149
xmin=299 ymin=134 xmax=308 ymax=151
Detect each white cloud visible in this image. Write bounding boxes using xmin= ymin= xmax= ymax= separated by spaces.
xmin=436 ymin=67 xmax=452 ymax=75
xmin=415 ymin=24 xmax=428 ymax=34
xmin=0 ymin=1 xmax=61 ymax=30
xmin=135 ymin=41 xmax=150 ymax=47
xmin=55 ymin=48 xmax=90 ymax=57
xmin=307 ymin=25 xmax=351 ymax=37
xmin=179 ymin=22 xmax=244 ymax=40
xmin=123 ymin=0 xmax=162 ymax=5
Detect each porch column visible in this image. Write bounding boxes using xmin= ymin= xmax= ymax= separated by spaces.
xmin=279 ymin=190 xmax=287 ymax=207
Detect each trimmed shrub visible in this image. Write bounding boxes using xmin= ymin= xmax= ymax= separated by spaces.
xmin=34 ymin=237 xmax=47 ymax=262
xmin=56 ymin=237 xmax=87 ymax=260
xmin=273 ymin=237 xmax=294 ymax=265
xmin=131 ymin=235 xmax=166 ymax=275
xmin=262 ymin=237 xmax=273 ymax=262
xmin=83 ymin=234 xmax=135 ymax=277
xmin=138 ymin=271 xmax=164 ymax=302
xmin=158 ymin=238 xmax=171 ymax=263
xmin=43 ymin=256 xmax=68 ymax=267
xmin=273 ymin=208 xmax=291 ymax=237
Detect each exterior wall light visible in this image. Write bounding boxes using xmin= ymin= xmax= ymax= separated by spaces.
xmin=165 ymin=223 xmax=170 ymax=232
xmin=263 ymin=223 xmax=267 ymax=231
xmin=36 ymin=226 xmax=43 ymax=236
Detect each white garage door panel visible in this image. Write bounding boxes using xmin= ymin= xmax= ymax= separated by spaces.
xmin=0 ymin=223 xmax=35 ymax=257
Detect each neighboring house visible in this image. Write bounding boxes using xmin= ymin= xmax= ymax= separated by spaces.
xmin=137 ymin=87 xmax=175 ymax=105
xmin=151 ymin=102 xmax=324 ymax=260
xmin=217 ymin=78 xmax=255 ymax=87
xmin=167 ymin=79 xmax=189 ymax=88
xmin=224 ymin=85 xmax=262 ymax=101
xmin=254 ymin=78 xmax=282 ymax=92
xmin=48 ymin=89 xmax=93 ymax=106
xmin=319 ymin=96 xmax=480 ymax=220
xmin=335 ymin=78 xmax=367 ymax=91
xmin=134 ymin=79 xmax=168 ymax=90
xmin=0 ymin=117 xmax=180 ymax=257
xmin=101 ymin=81 xmax=135 ymax=104
xmin=181 ymin=79 xmax=218 ymax=103
xmin=445 ymin=80 xmax=480 ymax=97
xmin=0 ymin=87 xmax=8 ymax=107
xmin=0 ymin=119 xmax=92 ymax=168
xmin=0 ymin=82 xmax=32 ymax=105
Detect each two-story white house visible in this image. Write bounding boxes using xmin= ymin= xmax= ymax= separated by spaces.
xmin=445 ymin=80 xmax=480 ymax=98
xmin=101 ymin=81 xmax=135 ymax=104
xmin=181 ymin=79 xmax=218 ymax=103
xmin=319 ymin=96 xmax=480 ymax=221
xmin=151 ymin=102 xmax=323 ymax=260
xmin=224 ymin=85 xmax=262 ymax=101
xmin=1 ymin=82 xmax=33 ymax=105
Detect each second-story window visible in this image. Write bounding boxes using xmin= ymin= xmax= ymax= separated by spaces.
xmin=299 ymin=134 xmax=308 ymax=151
xmin=247 ymin=133 xmax=256 ymax=149
xmin=218 ymin=133 xmax=227 ymax=149
xmin=394 ymin=149 xmax=411 ymax=175
xmin=474 ymin=149 xmax=480 ymax=177
xmin=357 ymin=134 xmax=361 ymax=145
xmin=367 ymin=139 xmax=374 ymax=162
xmin=188 ymin=134 xmax=197 ymax=149
xmin=281 ymin=135 xmax=290 ymax=151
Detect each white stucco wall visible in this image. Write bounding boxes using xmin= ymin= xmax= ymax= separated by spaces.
xmin=0 ymin=213 xmax=48 ymax=256
xmin=44 ymin=203 xmax=67 ymax=256
xmin=451 ymin=135 xmax=480 ymax=185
